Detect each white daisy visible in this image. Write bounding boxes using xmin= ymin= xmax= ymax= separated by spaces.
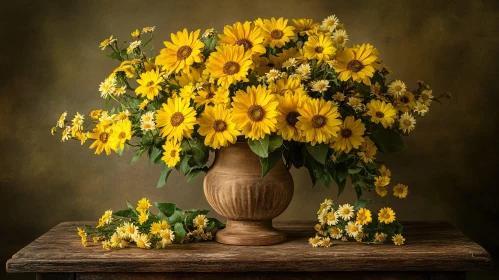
xmin=333 ymin=92 xmax=345 ymax=102
xmin=61 ymin=126 xmax=71 ymax=142
xmin=310 ymin=80 xmax=330 ymax=93
xmin=329 ymin=227 xmax=343 ymax=239
xmin=265 ymin=69 xmax=282 ymax=82
xmin=99 ymin=77 xmax=117 ymax=98
xmin=398 ymin=112 xmax=416 ymax=133
xmin=336 ymin=204 xmax=355 ymax=221
xmin=282 ymin=57 xmax=297 ymax=68
xmin=332 ymin=29 xmax=348 ymax=48
xmin=326 ymin=211 xmax=339 ymax=226
xmin=345 ymin=221 xmax=363 ymax=238
xmin=421 ymin=89 xmax=434 ymax=106
xmin=127 ymin=40 xmax=142 ymax=54
xmin=322 ymin=15 xmax=339 ymax=32
xmin=140 ymin=120 xmax=156 ymax=132
xmin=388 ymin=80 xmax=407 ymax=98
xmin=414 ymin=101 xmax=429 ymax=116
xmin=347 ymin=97 xmax=365 ymax=112
xmin=296 ymin=63 xmax=311 ymax=80
xmin=140 ymin=111 xmax=155 ymax=123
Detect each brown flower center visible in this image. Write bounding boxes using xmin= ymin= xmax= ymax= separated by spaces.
xmin=206 ymin=92 xmax=215 ymax=99
xmin=311 ymin=115 xmax=326 ymax=128
xmin=347 ymin=59 xmax=364 ymax=73
xmin=247 ymin=105 xmax=265 ymax=122
xmin=236 ymin=39 xmax=253 ymax=51
xmin=170 ymin=150 xmax=177 ymax=157
xmin=286 ymin=111 xmax=300 ymax=127
xmin=403 ymin=120 xmax=412 ymax=126
xmin=170 ymin=112 xmax=184 ymax=127
xmin=270 ymin=29 xmax=284 ymax=39
xmin=177 ymin=46 xmax=192 ymax=60
xmin=376 ymin=111 xmax=385 ymax=118
xmin=341 ymin=128 xmax=352 ymax=138
xmin=400 ymin=96 xmax=409 ymax=103
xmin=315 ymin=46 xmax=324 ymax=53
xmin=213 ymin=120 xmax=227 ymax=132
xmin=118 ymin=132 xmax=126 ymax=139
xmin=146 ymin=81 xmax=154 ymax=87
xmin=395 ymin=85 xmax=402 ymax=91
xmin=222 ymin=61 xmax=240 ymax=75
xmin=99 ymin=132 xmax=109 ymax=143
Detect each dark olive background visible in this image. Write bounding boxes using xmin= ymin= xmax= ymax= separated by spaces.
xmin=1 ymin=0 xmax=498 ymax=279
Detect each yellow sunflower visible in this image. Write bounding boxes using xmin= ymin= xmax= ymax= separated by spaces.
xmin=155 ymin=97 xmax=197 ymax=143
xmin=261 ymin=17 xmax=295 ymax=48
xmin=218 ymin=21 xmax=266 ymax=55
xmin=366 ymin=100 xmax=397 ymax=128
xmin=198 ymin=105 xmax=240 ymax=149
xmin=276 ymin=93 xmax=303 ymax=141
xmin=270 ymin=75 xmax=306 ymax=96
xmin=330 ymin=116 xmax=366 ymax=153
xmin=88 ymin=121 xmax=114 ymax=155
xmin=333 ymin=44 xmax=378 ymax=85
xmin=292 ymin=18 xmax=319 ymax=36
xmin=303 ymin=34 xmax=336 ymax=63
xmin=135 ymin=69 xmax=164 ymax=100
xmin=231 ymin=85 xmax=279 ymax=140
xmin=161 ymin=140 xmax=182 ymax=168
xmin=194 ymin=85 xmax=230 ymax=108
xmin=205 ymin=44 xmax=253 ymax=88
xmin=155 ymin=29 xmax=204 ymax=74
xmin=296 ymin=99 xmax=342 ymax=145
xmin=378 ymin=207 xmax=396 ymax=224
xmin=109 ymin=119 xmax=133 ymax=152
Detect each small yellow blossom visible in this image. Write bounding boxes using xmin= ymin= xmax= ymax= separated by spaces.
xmin=136 ymin=198 xmax=152 ymax=213
xmin=393 ymin=184 xmax=409 ymax=198
xmin=131 ymin=29 xmax=140 ymax=38
xmin=392 ymin=234 xmax=405 ymax=245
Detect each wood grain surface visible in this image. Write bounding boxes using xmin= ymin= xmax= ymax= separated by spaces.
xmin=6 ymin=221 xmax=492 ymax=274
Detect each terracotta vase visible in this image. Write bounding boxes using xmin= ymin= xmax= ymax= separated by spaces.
xmin=203 ymin=142 xmax=294 ymax=245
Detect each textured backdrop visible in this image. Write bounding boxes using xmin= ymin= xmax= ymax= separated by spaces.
xmin=1 ymin=0 xmax=498 ymax=279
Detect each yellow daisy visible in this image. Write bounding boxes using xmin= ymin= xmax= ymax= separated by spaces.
xmin=138 ymin=210 xmax=148 ymax=225
xmin=388 ymin=80 xmax=407 ymax=98
xmin=261 ymin=17 xmax=295 ymax=48
xmin=205 ymin=44 xmax=253 ymax=88
xmin=357 ymin=136 xmax=377 ymax=163
xmin=366 ymin=100 xmax=397 ymax=128
xmin=309 ymin=235 xmax=321 ymax=247
xmin=345 ymin=221 xmax=362 ymax=238
xmin=276 ymin=93 xmax=303 ymax=141
xmin=375 ymin=176 xmax=390 ymax=197
xmin=270 ymin=75 xmax=306 ymax=96
xmin=393 ymin=184 xmax=409 ymax=198
xmin=131 ymin=29 xmax=140 ymax=38
xmin=161 ymin=140 xmax=182 ymax=168
xmin=330 ymin=116 xmax=366 ymax=153
xmin=333 ymin=44 xmax=378 ymax=85
xmin=99 ymin=35 xmax=116 ymax=50
xmin=303 ymin=34 xmax=336 ymax=62
xmin=218 ymin=21 xmax=266 ymax=55
xmin=109 ymin=119 xmax=133 ymax=152
xmin=159 ymin=229 xmax=175 ymax=248
xmin=231 ymin=85 xmax=279 ymax=140
xmin=296 ymin=99 xmax=342 ymax=145
xmin=395 ymin=91 xmax=416 ymax=112
xmin=329 ymin=227 xmax=343 ymax=239
xmin=179 ymin=84 xmax=196 ymax=99
xmin=392 ymin=234 xmax=405 ymax=246
xmin=356 ymin=208 xmax=372 ymax=225
xmin=88 ymin=121 xmax=114 ymax=155
xmin=155 ymin=97 xmax=197 ymax=143
xmin=198 ymin=105 xmax=239 ymax=149
xmin=135 ymin=69 xmax=164 ymax=100
xmin=332 ymin=29 xmax=348 ymax=48
xmin=139 ymin=100 xmax=149 ymax=110
xmin=155 ymin=29 xmax=204 ymax=74
xmin=193 ymin=214 xmax=208 ymax=229
xmin=136 ymin=198 xmax=152 ymax=213
xmin=292 ymin=18 xmax=319 ymax=36
xmin=135 ymin=233 xmax=151 ymax=249
xmin=378 ymin=207 xmax=396 ymax=224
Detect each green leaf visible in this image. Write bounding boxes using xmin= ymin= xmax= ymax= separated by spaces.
xmin=181 ymin=154 xmax=193 ymax=175
xmin=354 ymin=199 xmax=367 ymax=211
xmin=336 ymin=178 xmax=346 ymax=198
xmin=248 ymin=135 xmax=269 ymax=158
xmin=126 ymin=200 xmax=139 ymax=216
xmin=174 ymin=222 xmax=186 ymax=243
xmin=305 ymin=143 xmax=329 ymax=164
xmin=157 ymin=164 xmax=172 ymax=188
xmin=149 ymin=146 xmax=162 ymax=165
xmin=114 ymin=209 xmax=135 ymax=218
xmin=370 ymin=124 xmax=407 ymax=153
xmin=206 ymin=217 xmax=225 ymax=231
xmin=260 ymin=149 xmax=282 ymax=178
xmin=187 ymin=166 xmax=208 ymax=181
xmin=168 ymin=210 xmax=185 ymax=225
xmin=348 ymin=167 xmax=362 ymax=175
xmin=155 ymin=202 xmax=176 ymax=217
xmin=268 ymin=134 xmax=283 ymax=152
xmin=181 ymin=139 xmax=209 ymax=167
xmin=131 ymin=148 xmax=145 ymax=165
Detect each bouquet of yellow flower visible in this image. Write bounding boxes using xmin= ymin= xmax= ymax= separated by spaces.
xmin=78 ymin=198 xmax=224 ymax=250
xmin=51 ymin=15 xmax=449 ymax=203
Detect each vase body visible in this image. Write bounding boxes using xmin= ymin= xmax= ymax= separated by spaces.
xmin=203 ymin=142 xmax=294 ymax=245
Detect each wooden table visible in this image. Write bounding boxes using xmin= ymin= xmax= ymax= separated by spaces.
xmin=6 ymin=221 xmax=492 ymax=280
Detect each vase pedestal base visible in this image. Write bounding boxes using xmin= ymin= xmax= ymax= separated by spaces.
xmin=215 ymin=220 xmax=286 ymax=246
